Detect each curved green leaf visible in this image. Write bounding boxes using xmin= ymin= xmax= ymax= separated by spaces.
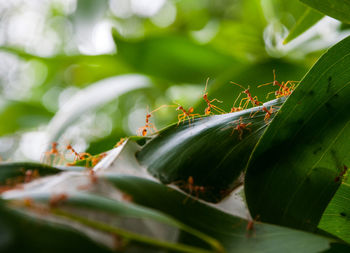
xmin=137 ymin=99 xmax=282 ymax=202
xmin=3 ymin=189 xmax=221 ymax=253
xmin=245 ymin=35 xmax=350 ymax=230
xmin=0 ymin=201 xmax=112 ymax=253
xmin=137 ymin=97 xmax=282 ymax=202
xmin=318 ymin=172 xmax=350 ymax=243
xmin=106 ymin=175 xmax=336 ymax=253
xmin=284 ymin=8 xmax=324 ymax=44
xmin=301 ymin=0 xmax=350 ymax=24
xmin=0 ymin=162 xmax=64 ymax=186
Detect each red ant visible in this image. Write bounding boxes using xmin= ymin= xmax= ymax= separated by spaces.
xmin=24 ymin=169 xmax=39 ymax=183
xmin=335 ymin=165 xmax=348 ymax=183
xmin=246 ymin=215 xmax=260 ymax=237
xmin=49 ymin=193 xmax=68 ymax=208
xmin=42 ymin=142 xmax=63 ymax=165
xmin=137 ymin=105 xmax=173 ymax=136
xmin=203 ymin=78 xmax=226 ymax=115
xmin=231 ymin=117 xmax=252 ymax=140
xmin=121 ymin=193 xmax=133 ymax=202
xmin=66 ymin=144 xmax=91 ymax=161
xmin=176 ymin=104 xmax=201 ymax=125
xmin=258 ymin=70 xmax=299 ymax=99
xmin=78 ymin=170 xmax=99 ymax=190
xmin=261 ymin=106 xmax=279 ymax=124
xmin=173 ymin=176 xmax=207 ymax=202
xmin=231 ymin=82 xmax=262 ymax=109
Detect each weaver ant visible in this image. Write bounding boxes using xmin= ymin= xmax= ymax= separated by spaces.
xmin=203 ymin=78 xmax=226 ymax=115
xmin=261 ymin=106 xmax=279 ymax=124
xmin=174 ymin=176 xmax=208 ymax=202
xmin=231 ymin=82 xmax=262 ymax=109
xmin=230 ymin=117 xmax=252 ymax=140
xmin=24 ymin=169 xmax=39 ymax=183
xmin=66 ymin=144 xmax=105 ymax=167
xmin=78 ymin=170 xmax=99 ymax=190
xmin=42 ymin=142 xmax=63 ymax=165
xmin=258 ymin=70 xmax=298 ymax=99
xmin=335 ymin=165 xmax=348 ymax=183
xmin=49 ymin=193 xmax=68 ymax=208
xmin=246 ymin=215 xmax=260 ymax=237
xmin=137 ymin=105 xmax=174 ymax=136
xmin=66 ymin=144 xmax=91 ymax=161
xmin=176 ymin=104 xmax=201 ymax=125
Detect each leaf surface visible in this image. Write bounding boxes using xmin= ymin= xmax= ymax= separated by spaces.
xmin=245 ymin=36 xmax=350 ymax=230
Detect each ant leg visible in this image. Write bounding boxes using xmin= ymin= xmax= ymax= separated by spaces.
xmin=148 ymin=123 xmax=157 ymax=132
xmin=252 ymin=96 xmax=262 ymax=106
xmin=177 ymin=114 xmax=185 ymax=125
xmin=238 ymin=129 xmax=243 ymax=140
xmin=265 ymin=91 xmax=275 ymax=99
xmin=250 ymin=110 xmax=260 ymax=118
xmin=239 ymin=97 xmax=248 ymax=108
xmin=209 ymin=98 xmax=223 ymax=103
xmin=211 ymin=105 xmax=226 ymax=114
xmin=230 ymin=128 xmax=237 ymax=136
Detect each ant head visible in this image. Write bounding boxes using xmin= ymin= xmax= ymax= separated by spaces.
xmin=146 ymin=113 xmax=151 ymax=118
xmin=203 ymin=93 xmax=208 ymax=99
xmin=242 ymin=85 xmax=250 ymax=93
xmin=176 ymin=106 xmax=183 ymax=111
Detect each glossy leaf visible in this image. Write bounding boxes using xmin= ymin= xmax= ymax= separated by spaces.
xmin=106 ymin=175 xmax=336 ymax=253
xmin=301 ymin=0 xmax=350 ymax=24
xmin=137 ymin=98 xmax=283 ymax=202
xmin=284 ymin=8 xmax=324 ymax=44
xmin=0 ymin=201 xmax=112 ymax=253
xmin=245 ymin=35 xmax=350 ymax=230
xmin=0 ymin=162 xmax=62 ymax=185
xmin=2 ymin=176 xmax=222 ymax=253
xmin=318 ymin=172 xmax=350 ymax=243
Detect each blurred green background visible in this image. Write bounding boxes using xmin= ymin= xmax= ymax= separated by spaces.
xmin=0 ymin=0 xmax=349 ymax=161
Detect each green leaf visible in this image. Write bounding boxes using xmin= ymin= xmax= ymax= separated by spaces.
xmin=112 ymin=30 xmax=241 ymax=83
xmin=0 ymin=162 xmax=68 ymax=186
xmin=284 ymin=8 xmax=324 ymax=44
xmin=318 ymin=172 xmax=350 ymax=243
xmin=0 ymin=201 xmax=112 ymax=253
xmin=3 ymin=186 xmax=221 ymax=252
xmin=106 ymin=175 xmax=336 ymax=253
xmin=300 ymin=0 xmax=350 ymax=24
xmin=245 ymin=35 xmax=350 ymax=230
xmin=137 ymin=98 xmax=283 ymax=202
